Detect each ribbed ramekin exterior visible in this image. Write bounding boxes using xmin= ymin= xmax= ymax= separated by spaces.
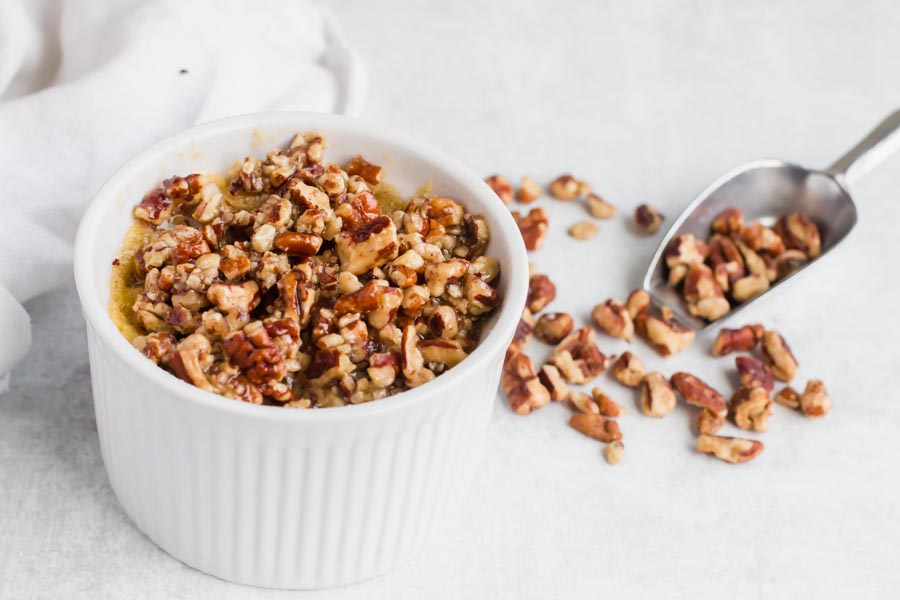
xmin=86 ymin=323 xmax=500 ymax=589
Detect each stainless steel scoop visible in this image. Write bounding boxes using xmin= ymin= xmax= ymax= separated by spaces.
xmin=644 ymin=109 xmax=900 ymax=330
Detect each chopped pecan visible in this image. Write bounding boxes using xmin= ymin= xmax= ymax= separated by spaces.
xmin=548 ymin=174 xmax=581 ymax=200
xmin=800 ymin=379 xmax=830 ymax=418
xmin=508 ymin=308 xmax=535 ymax=356
xmin=760 ymin=331 xmax=799 ymax=382
xmin=586 ymin=193 xmax=616 ymax=219
xmin=537 ymin=364 xmax=569 ymax=401
xmin=568 ymin=220 xmax=599 ymax=240
xmin=547 ymin=327 xmax=609 ymax=384
xmin=665 ymin=234 xmax=709 ymax=286
xmin=592 ymin=387 xmax=627 ymax=417
xmin=671 ymin=372 xmax=727 ymax=416
xmin=223 ymin=321 xmax=286 ymax=385
xmin=711 ymin=324 xmax=765 ymax=356
xmin=569 ymin=413 xmax=623 ymax=442
xmin=706 ymin=234 xmax=745 ymax=288
xmin=534 ymin=312 xmax=574 ymax=345
xmin=735 ymin=356 xmax=774 ymax=392
xmin=774 ymin=213 xmax=821 ymax=258
xmin=207 ymin=281 xmax=260 ymax=314
xmin=696 ymin=434 xmax=764 ymax=464
xmin=604 ymin=440 xmax=625 ymax=464
xmin=625 ymin=289 xmax=650 ymax=320
xmin=273 ymin=231 xmax=323 ymax=256
xmin=774 ymin=386 xmax=801 ymax=409
xmin=775 ymin=249 xmax=808 ymax=279
xmin=502 ymin=353 xmax=551 ymax=415
xmin=697 ymin=408 xmax=724 ymax=435
xmin=568 ymin=390 xmax=599 ymax=415
xmin=512 ymin=208 xmax=549 ymax=251
xmin=639 ymin=310 xmax=695 ymax=357
xmin=428 ymin=305 xmax=459 ymax=339
xmin=419 ymin=338 xmax=468 ymax=367
xmin=640 ymin=372 xmax=677 ymax=417
xmin=634 ymin=204 xmax=664 ymax=233
xmin=517 ymin=176 xmax=542 ymax=203
xmin=741 ymin=222 xmax=785 ymax=256
xmin=484 ymin=174 xmax=514 ymax=204
xmin=731 ymin=386 xmax=773 ymax=432
xmin=682 ymin=264 xmax=730 ymax=321
xmin=710 ymin=207 xmax=743 ymax=235
xmin=335 ymin=215 xmax=400 ymax=275
xmin=346 ymin=155 xmax=384 ymax=185
xmin=591 ymin=299 xmax=634 ymax=341
xmin=133 ymin=188 xmax=173 ymax=224
xmin=730 ymin=273 xmax=769 ymax=302
xmin=526 ymin=274 xmax=556 ymax=313
xmin=367 ymin=352 xmax=399 ymax=388
xmin=611 ymin=351 xmax=646 ymax=388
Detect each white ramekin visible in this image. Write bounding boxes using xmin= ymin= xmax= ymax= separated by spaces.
xmin=73 ymin=112 xmax=528 ymax=589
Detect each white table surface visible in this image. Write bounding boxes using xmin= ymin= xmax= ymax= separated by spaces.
xmin=4 ymin=1 xmax=900 ymax=598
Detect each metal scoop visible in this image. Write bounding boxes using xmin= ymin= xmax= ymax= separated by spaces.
xmin=644 ymin=109 xmax=900 ymax=330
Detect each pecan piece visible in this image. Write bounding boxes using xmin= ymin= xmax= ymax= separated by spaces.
xmin=534 ymin=312 xmax=574 ymax=345
xmin=604 ymin=440 xmax=625 ymax=464
xmin=800 ymin=379 xmax=830 ymax=418
xmin=730 ymin=273 xmax=770 ymax=302
xmin=207 ymin=281 xmax=260 ymax=314
xmin=634 ymin=204 xmax=664 ymax=233
xmin=706 ymin=234 xmax=745 ymax=288
xmin=711 ymin=324 xmax=765 ymax=356
xmin=517 ymin=176 xmax=542 ymax=203
xmin=133 ymin=187 xmax=173 ymax=224
xmin=710 ymin=207 xmax=743 ymax=235
xmin=639 ymin=310 xmax=695 ymax=357
xmin=775 ymin=249 xmax=809 ymax=279
xmin=547 ymin=327 xmax=609 ymax=384
xmin=508 ymin=309 xmax=535 ymax=356
xmin=774 ymin=386 xmax=801 ymax=409
xmin=741 ymin=222 xmax=786 ymax=256
xmin=760 ymin=331 xmax=799 ymax=382
xmin=569 ymin=413 xmax=623 ymax=442
xmin=346 ymin=155 xmax=384 ymax=185
xmin=731 ymin=386 xmax=773 ymax=433
xmin=625 ymin=289 xmax=650 ymax=320
xmin=735 ymin=356 xmax=774 ymax=392
xmin=512 ymin=208 xmax=549 ymax=251
xmin=548 ymin=174 xmax=581 ymax=200
xmin=640 ymin=372 xmax=677 ymax=417
xmin=419 ymin=338 xmax=468 ymax=367
xmin=586 ymin=193 xmax=616 ymax=219
xmin=273 ymin=231 xmax=323 ymax=256
xmin=568 ymin=220 xmax=599 ymax=240
xmin=611 ymin=351 xmax=646 ymax=388
xmin=682 ymin=264 xmax=730 ymax=321
xmin=223 ymin=321 xmax=286 ymax=385
xmin=526 ymin=274 xmax=556 ymax=313
xmin=592 ymin=387 xmax=627 ymax=417
xmin=774 ymin=213 xmax=821 ymax=258
xmin=697 ymin=409 xmax=724 ymax=435
xmin=696 ymin=434 xmax=764 ymax=464
xmin=502 ymin=353 xmax=551 ymax=415
xmin=671 ymin=372 xmax=728 ymax=416
xmin=335 ymin=215 xmax=400 ymax=275
xmin=537 ymin=364 xmax=569 ymax=402
xmin=665 ymin=234 xmax=708 ymax=286
xmin=568 ymin=390 xmax=599 ymax=415
xmin=484 ymin=174 xmax=514 ymax=204
xmin=591 ymin=299 xmax=634 ymax=341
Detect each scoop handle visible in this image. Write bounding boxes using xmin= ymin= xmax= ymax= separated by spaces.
xmin=827 ymin=109 xmax=900 ymax=185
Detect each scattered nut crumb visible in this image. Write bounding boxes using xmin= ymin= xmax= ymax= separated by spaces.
xmin=604 ymin=440 xmax=625 ymax=464
xmin=568 ymin=220 xmax=599 ymax=240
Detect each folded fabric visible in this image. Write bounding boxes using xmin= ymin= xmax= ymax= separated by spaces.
xmin=0 ymin=0 xmax=366 ymax=389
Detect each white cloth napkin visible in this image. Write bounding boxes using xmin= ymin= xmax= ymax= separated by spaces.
xmin=0 ymin=0 xmax=366 ymax=389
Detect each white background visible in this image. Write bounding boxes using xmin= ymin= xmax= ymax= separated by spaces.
xmin=3 ymin=1 xmax=900 ymax=598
